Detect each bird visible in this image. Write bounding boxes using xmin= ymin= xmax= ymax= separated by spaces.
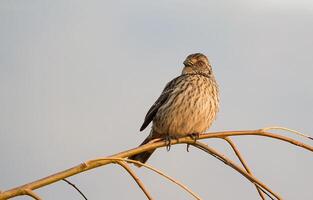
xmin=129 ymin=53 xmax=219 ymax=166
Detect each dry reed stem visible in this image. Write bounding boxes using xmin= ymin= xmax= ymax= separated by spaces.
xmin=192 ymin=141 xmax=282 ymax=199
xmin=198 ymin=130 xmax=313 ymax=152
xmin=24 ymin=189 xmax=42 ymax=200
xmin=62 ymin=179 xmax=88 ymax=200
xmin=116 ymin=161 xmax=153 ymax=200
xmin=0 ymin=128 xmax=312 ymax=199
xmin=106 ymin=158 xmax=202 ymax=200
xmin=262 ymin=126 xmax=313 ymax=140
xmin=223 ymin=137 xmax=266 ymax=200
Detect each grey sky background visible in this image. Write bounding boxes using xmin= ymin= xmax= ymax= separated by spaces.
xmin=1 ymin=0 xmax=313 ymax=199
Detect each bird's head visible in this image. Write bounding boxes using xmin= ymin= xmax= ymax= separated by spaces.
xmin=182 ymin=53 xmax=212 ymax=75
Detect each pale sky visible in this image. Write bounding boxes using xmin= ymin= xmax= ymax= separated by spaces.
xmin=1 ymin=0 xmax=313 ymax=199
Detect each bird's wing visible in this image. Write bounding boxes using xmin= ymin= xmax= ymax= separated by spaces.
xmin=139 ymin=75 xmax=183 ymax=131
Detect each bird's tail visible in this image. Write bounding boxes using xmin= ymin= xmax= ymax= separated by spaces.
xmin=128 ymin=135 xmax=155 ymax=167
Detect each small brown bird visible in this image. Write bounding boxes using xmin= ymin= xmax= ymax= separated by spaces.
xmin=129 ymin=53 xmax=219 ymax=165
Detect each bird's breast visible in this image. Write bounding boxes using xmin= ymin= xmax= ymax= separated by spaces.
xmin=152 ymin=76 xmax=219 ymax=137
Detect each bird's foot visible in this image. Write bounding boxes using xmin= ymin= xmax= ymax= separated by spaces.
xmin=186 ymin=133 xmax=200 ymax=152
xmin=189 ymin=133 xmax=200 ymax=141
xmin=165 ymin=135 xmax=172 ymax=151
xmin=164 ymin=135 xmax=179 ymax=151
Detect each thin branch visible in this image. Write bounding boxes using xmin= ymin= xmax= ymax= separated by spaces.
xmin=198 ymin=130 xmax=313 ymax=152
xmin=0 ymin=128 xmax=312 ymax=199
xmin=63 ymin=179 xmax=88 ymax=200
xmin=116 ymin=161 xmax=153 ymax=200
xmin=262 ymin=126 xmax=313 ymax=140
xmin=192 ymin=141 xmax=282 ymax=199
xmin=256 ymin=186 xmax=275 ymax=200
xmin=223 ymin=137 xmax=267 ymax=200
xmin=24 ymin=189 xmax=42 ymax=200
xmin=106 ymin=158 xmax=202 ymax=200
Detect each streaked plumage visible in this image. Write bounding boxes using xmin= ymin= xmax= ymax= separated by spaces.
xmin=129 ymin=53 xmax=219 ymax=165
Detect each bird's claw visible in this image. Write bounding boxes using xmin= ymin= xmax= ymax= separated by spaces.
xmin=164 ymin=135 xmax=180 ymax=151
xmin=190 ymin=133 xmax=200 ymax=142
xmin=165 ymin=135 xmax=171 ymax=151
xmin=186 ymin=133 xmax=200 ymax=152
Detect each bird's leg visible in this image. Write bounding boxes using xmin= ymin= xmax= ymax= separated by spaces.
xmin=190 ymin=132 xmax=200 ymax=141
xmin=186 ymin=133 xmax=200 ymax=152
xmin=164 ymin=134 xmax=180 ymax=151
xmin=165 ymin=134 xmax=171 ymax=151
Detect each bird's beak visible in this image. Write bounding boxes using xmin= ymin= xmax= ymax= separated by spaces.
xmin=183 ymin=60 xmax=193 ymax=66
